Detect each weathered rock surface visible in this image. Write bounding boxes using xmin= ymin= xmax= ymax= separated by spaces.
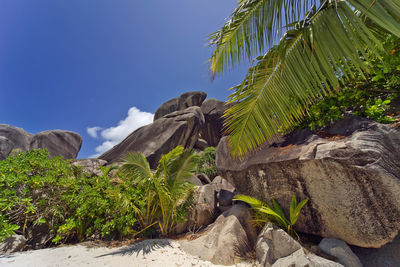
xmin=179 ymin=204 xmax=257 ymax=265
xmin=174 ymin=184 xmax=217 ymax=235
xmin=351 ymin=233 xmax=400 ymax=267
xmin=100 ymin=106 xmax=205 ymax=168
xmin=217 ymin=116 xmax=400 ymax=248
xmin=0 ymin=124 xmax=33 ymax=151
xmin=0 ymin=124 xmax=82 ymax=160
xmin=200 ymin=99 xmax=232 ymax=147
xmin=72 ymin=159 xmax=108 ymax=176
xmin=272 ymin=248 xmax=344 ymax=267
xmin=0 ymin=235 xmax=26 ymax=255
xmin=0 ymin=136 xmax=14 ymax=160
xmin=256 ymin=223 xmax=302 ymax=266
xmin=256 ymin=223 xmax=343 ymax=267
xmin=30 ymin=130 xmax=82 ymax=159
xmin=153 ymin=91 xmax=207 ymax=121
xmin=318 ymin=238 xmax=362 ymax=267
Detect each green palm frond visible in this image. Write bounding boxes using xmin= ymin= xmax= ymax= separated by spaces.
xmin=234 ymin=194 xmax=265 ymax=209
xmin=209 ymin=0 xmax=319 ymax=76
xmin=221 ymin=0 xmax=400 ymax=156
xmin=120 ymin=152 xmax=153 ymax=183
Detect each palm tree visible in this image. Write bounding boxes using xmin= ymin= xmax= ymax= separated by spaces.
xmin=120 ymin=146 xmax=198 ymax=236
xmin=210 ymin=0 xmax=400 ymax=156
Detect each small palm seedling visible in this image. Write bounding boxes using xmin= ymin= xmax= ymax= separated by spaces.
xmin=121 ymin=146 xmax=199 ymax=237
xmin=234 ymin=194 xmax=308 ymax=238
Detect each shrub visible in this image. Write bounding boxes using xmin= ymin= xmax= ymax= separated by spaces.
xmin=196 ymin=147 xmax=217 ymax=179
xmin=298 ymin=34 xmax=400 ymax=131
xmin=0 ymin=149 xmax=74 ymax=243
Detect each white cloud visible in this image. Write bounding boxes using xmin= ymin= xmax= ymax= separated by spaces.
xmin=88 ymin=107 xmax=154 ymax=158
xmin=86 ymin=126 xmax=102 ymax=138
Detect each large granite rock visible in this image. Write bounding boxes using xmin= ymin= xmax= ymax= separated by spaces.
xmin=30 ymin=130 xmax=82 ymax=159
xmin=179 ymin=203 xmax=257 ymax=265
xmin=200 ymin=99 xmax=232 ymax=147
xmin=153 ymin=91 xmax=207 ymax=121
xmin=216 ymin=116 xmax=400 ymax=248
xmin=0 ymin=136 xmax=14 ymax=160
xmin=0 ymin=124 xmax=33 ymax=151
xmin=100 ymin=106 xmax=205 ymax=168
xmin=0 ymin=125 xmax=82 ymax=160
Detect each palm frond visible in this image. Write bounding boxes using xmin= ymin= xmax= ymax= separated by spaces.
xmin=223 ymin=1 xmax=398 ymax=156
xmin=209 ymin=0 xmax=319 ymax=76
xmin=234 ymin=194 xmax=265 ymax=209
xmin=120 ymin=152 xmax=152 ymax=183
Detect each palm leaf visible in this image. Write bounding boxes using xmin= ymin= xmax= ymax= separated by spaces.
xmin=292 ymin=198 xmax=309 ymax=225
xmin=120 ymin=152 xmax=152 ymax=183
xmin=222 ymin=1 xmax=398 ymax=156
xmin=209 ymin=0 xmax=319 ymax=76
xmin=234 ymin=194 xmax=265 ymax=209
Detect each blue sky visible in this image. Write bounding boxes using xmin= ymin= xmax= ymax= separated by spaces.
xmin=0 ymin=0 xmax=249 ymax=158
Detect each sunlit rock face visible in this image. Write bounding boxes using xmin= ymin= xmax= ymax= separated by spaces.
xmin=216 ymin=116 xmax=400 ymax=248
xmin=100 ymin=106 xmax=205 ymax=169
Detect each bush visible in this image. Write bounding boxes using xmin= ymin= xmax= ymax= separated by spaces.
xmin=298 ymin=34 xmax=400 ymax=131
xmin=0 ymin=149 xmax=74 ymax=243
xmin=196 ymin=147 xmax=217 ymax=179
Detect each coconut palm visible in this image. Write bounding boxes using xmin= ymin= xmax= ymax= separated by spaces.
xmin=210 ymin=0 xmax=400 ymax=156
xmin=120 ymin=146 xmax=198 ymax=236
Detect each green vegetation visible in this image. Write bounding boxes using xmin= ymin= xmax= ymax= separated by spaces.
xmin=196 ymin=147 xmax=217 ymax=179
xmin=234 ymin=194 xmax=308 ymax=238
xmin=209 ymin=0 xmax=400 ymax=156
xmin=120 ymin=146 xmax=198 ymax=236
xmin=299 ymin=34 xmax=400 ymax=130
xmin=0 ymin=147 xmax=198 ymax=244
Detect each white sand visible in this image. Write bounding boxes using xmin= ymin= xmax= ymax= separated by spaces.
xmin=0 ymin=239 xmax=253 ymax=267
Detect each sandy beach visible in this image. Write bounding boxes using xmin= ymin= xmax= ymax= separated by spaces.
xmin=0 ymin=239 xmax=253 ymax=267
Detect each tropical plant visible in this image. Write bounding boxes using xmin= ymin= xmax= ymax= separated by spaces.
xmin=196 ymin=147 xmax=217 ymax=179
xmin=209 ymin=0 xmax=400 ymax=156
xmin=120 ymin=146 xmax=199 ymax=236
xmin=0 ymin=149 xmax=75 ymax=244
xmin=234 ymin=194 xmax=308 ymax=238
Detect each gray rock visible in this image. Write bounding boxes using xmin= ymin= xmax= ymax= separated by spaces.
xmin=0 ymin=136 xmax=14 ymax=160
xmin=100 ymin=106 xmax=205 ymax=169
xmin=217 ymin=116 xmax=400 ymax=248
xmin=319 ymin=238 xmax=362 ymax=267
xmin=154 ymin=91 xmax=207 ymax=121
xmin=211 ymin=176 xmax=236 ymax=192
xmin=188 ymin=175 xmax=204 ymax=186
xmin=179 ymin=203 xmax=257 ymax=265
xmin=200 ymin=99 xmax=233 ymax=146
xmin=71 ymin=159 xmax=108 ymax=176
xmin=0 ymin=235 xmax=27 ymax=255
xmin=272 ymin=249 xmax=344 ymax=267
xmin=351 ymin=232 xmax=400 ymax=267
xmin=173 ymin=184 xmax=217 ymax=235
xmin=256 ymin=223 xmax=302 ymax=266
xmin=0 ymin=124 xmax=33 ymax=151
xmin=30 ymin=130 xmax=82 ymax=159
